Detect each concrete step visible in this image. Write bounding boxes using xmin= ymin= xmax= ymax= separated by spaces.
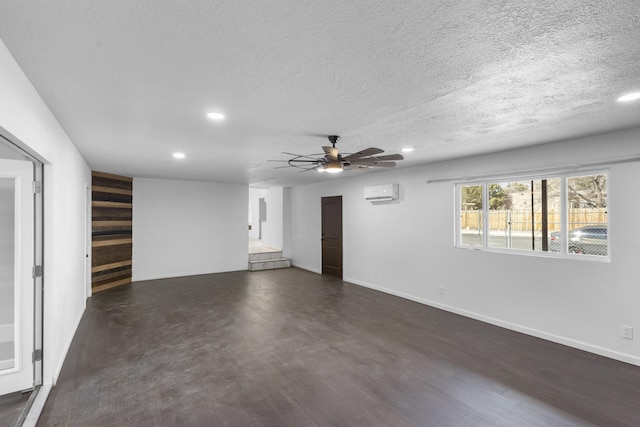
xmin=249 ymin=250 xmax=283 ymax=262
xmin=248 ymin=257 xmax=291 ymax=271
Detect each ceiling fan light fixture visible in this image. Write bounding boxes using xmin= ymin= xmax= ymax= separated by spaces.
xmin=271 ymin=135 xmax=403 ymax=173
xmin=324 ymin=161 xmax=343 ymax=173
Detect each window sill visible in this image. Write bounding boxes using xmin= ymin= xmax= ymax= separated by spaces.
xmin=455 ymin=245 xmax=611 ymax=263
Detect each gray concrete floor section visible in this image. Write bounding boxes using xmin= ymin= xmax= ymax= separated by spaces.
xmin=36 ymin=268 xmax=640 ymax=426
xmin=0 ymin=390 xmax=31 ymax=427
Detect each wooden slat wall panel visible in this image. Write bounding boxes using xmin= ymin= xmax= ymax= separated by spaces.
xmin=92 ymin=206 xmax=133 ymax=220
xmin=92 ymin=171 xmax=133 ymax=292
xmin=92 ymin=260 xmax=132 ymax=273
xmin=92 ymin=271 xmax=132 ymax=290
xmin=92 ymin=266 xmax=132 ymax=282
xmin=92 ymin=237 xmax=133 ymax=247
xmin=92 ymin=245 xmax=133 ymax=266
xmin=92 ymin=173 xmax=133 ymax=190
xmin=92 ymin=188 xmax=132 ymax=204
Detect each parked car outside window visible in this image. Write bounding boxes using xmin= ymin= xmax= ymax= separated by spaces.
xmin=548 ymin=225 xmax=608 ymax=256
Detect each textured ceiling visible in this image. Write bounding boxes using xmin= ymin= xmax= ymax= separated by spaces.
xmin=0 ymin=1 xmax=639 ymax=186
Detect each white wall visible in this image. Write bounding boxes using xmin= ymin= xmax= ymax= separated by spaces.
xmin=133 ymin=178 xmax=248 ymax=281
xmin=282 ymin=187 xmax=292 ymax=258
xmin=262 ymin=187 xmax=284 ymax=250
xmin=290 ymin=127 xmax=640 ymax=366
xmin=0 ymin=39 xmax=92 ymax=385
xmin=248 ymin=187 xmax=266 ymax=240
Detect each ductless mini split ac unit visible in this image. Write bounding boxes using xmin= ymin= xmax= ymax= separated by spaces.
xmin=364 ymin=184 xmax=399 ymax=202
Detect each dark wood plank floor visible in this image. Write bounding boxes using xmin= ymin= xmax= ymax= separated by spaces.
xmin=37 ymin=268 xmax=640 ymax=426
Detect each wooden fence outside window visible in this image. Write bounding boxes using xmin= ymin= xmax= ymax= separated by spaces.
xmin=461 ymin=208 xmax=607 ymax=232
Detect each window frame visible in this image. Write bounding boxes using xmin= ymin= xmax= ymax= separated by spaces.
xmin=455 ymin=169 xmax=609 ymax=262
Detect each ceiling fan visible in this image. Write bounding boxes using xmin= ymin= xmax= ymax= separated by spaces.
xmin=270 ymin=135 xmax=404 ymax=173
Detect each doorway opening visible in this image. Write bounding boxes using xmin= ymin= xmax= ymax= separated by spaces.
xmin=248 ymin=186 xmax=290 ymax=271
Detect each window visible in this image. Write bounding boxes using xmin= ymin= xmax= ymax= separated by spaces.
xmin=457 ymin=172 xmax=608 ymax=259
xmin=459 ymin=185 xmax=483 ymax=247
xmin=564 ymin=174 xmax=608 ymax=256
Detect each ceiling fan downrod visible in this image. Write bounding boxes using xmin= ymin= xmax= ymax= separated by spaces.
xmin=327 ymin=135 xmax=340 ymax=148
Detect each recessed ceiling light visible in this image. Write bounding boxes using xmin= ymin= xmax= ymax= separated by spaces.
xmin=402 ymin=147 xmax=414 ymax=153
xmin=617 ymin=92 xmax=640 ymax=102
xmin=206 ymin=112 xmax=225 ymax=121
xmin=173 ymin=152 xmax=185 ymax=159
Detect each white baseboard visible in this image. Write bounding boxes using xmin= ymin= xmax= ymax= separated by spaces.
xmin=345 ymin=276 xmax=640 ymax=367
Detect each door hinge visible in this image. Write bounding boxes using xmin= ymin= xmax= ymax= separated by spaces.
xmin=32 ymin=265 xmax=43 ymax=278
xmin=32 ymin=181 xmax=42 ymax=194
xmin=32 ymin=349 xmax=42 ymax=363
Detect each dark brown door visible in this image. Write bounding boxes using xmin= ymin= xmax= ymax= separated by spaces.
xmin=321 ymin=196 xmax=343 ymax=278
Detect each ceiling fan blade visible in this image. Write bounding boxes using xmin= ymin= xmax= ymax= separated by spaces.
xmin=299 ymin=166 xmax=320 ymax=173
xmin=322 ymin=146 xmax=339 ymax=161
xmin=282 ymin=152 xmax=319 ymax=160
xmin=344 ymin=164 xmax=371 ymax=170
xmin=374 ymin=153 xmax=404 ymax=161
xmin=348 ymin=159 xmax=378 ymax=166
xmin=342 ymin=147 xmax=384 ymax=161
xmin=349 ymin=159 xmax=397 ymax=167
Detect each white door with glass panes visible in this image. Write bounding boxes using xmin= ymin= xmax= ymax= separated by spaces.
xmin=0 ymin=160 xmax=35 ymax=396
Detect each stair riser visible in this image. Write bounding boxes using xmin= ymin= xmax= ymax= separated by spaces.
xmin=249 ymin=251 xmax=283 ymax=262
xmin=248 ymin=259 xmax=291 ymax=271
